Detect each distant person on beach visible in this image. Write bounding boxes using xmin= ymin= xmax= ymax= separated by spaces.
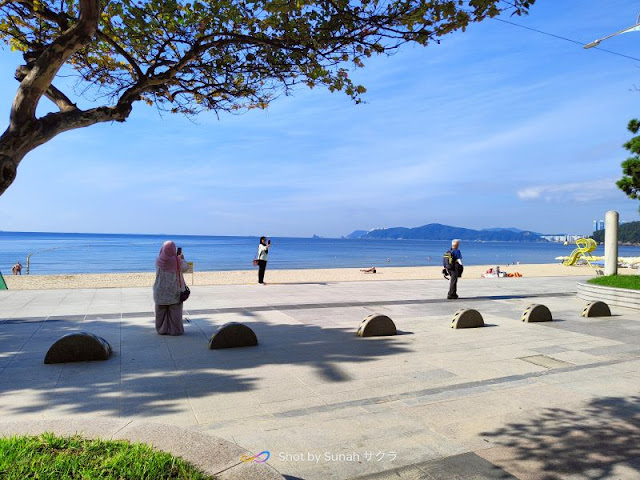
xmin=153 ymin=241 xmax=189 ymax=335
xmin=256 ymin=236 xmax=270 ymax=284
xmin=360 ymin=267 xmax=376 ymax=273
xmin=443 ymin=239 xmax=463 ymax=299
xmin=12 ymin=262 xmax=22 ymax=275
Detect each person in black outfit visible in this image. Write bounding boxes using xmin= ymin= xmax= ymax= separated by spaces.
xmin=256 ymin=236 xmax=270 ymax=284
xmin=444 ymin=239 xmax=463 ymax=299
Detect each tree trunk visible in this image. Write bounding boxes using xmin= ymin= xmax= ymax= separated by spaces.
xmin=0 ymin=127 xmax=36 ymax=195
xmin=0 ymin=154 xmax=19 ymax=195
xmin=0 ymin=101 xmax=134 ymax=195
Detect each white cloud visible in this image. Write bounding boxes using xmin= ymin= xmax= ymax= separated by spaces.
xmin=517 ymin=179 xmax=620 ymax=202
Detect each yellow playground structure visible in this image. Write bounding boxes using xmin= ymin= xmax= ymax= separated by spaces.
xmin=563 ymin=238 xmax=598 ymax=267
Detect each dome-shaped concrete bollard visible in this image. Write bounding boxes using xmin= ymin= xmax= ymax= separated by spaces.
xmin=582 ymin=301 xmax=611 ymax=318
xmin=208 ymin=322 xmax=258 ymax=349
xmin=357 ymin=314 xmax=397 ymax=337
xmin=44 ymin=332 xmax=112 ymax=364
xmin=451 ymin=309 xmax=484 ymax=329
xmin=521 ymin=304 xmax=552 ymax=323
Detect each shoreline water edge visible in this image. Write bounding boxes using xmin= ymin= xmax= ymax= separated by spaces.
xmin=4 ymin=263 xmax=637 ymax=290
xmin=4 ymin=232 xmax=640 ymax=276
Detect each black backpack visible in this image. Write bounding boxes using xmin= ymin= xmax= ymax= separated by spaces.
xmin=442 ymin=249 xmax=455 ymax=270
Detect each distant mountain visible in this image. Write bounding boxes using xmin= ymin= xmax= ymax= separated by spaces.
xmin=345 ymin=230 xmax=369 ymax=239
xmin=483 ymin=227 xmax=543 ymax=236
xmin=351 ymin=223 xmax=546 ymax=242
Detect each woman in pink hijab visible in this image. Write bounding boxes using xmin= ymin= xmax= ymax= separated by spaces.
xmin=153 ymin=241 xmax=190 ymax=335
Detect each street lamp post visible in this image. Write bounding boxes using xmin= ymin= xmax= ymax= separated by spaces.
xmin=584 ymin=13 xmax=640 ymax=49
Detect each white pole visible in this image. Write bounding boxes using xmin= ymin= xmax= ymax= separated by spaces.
xmin=604 ymin=210 xmax=619 ymax=276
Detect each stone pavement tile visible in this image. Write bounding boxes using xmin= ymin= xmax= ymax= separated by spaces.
xmin=198 ymin=417 xmax=267 ymax=443
xmin=263 ymin=414 xmax=383 ymax=451
xmin=258 ymin=406 xmax=370 ymax=431
xmin=414 ymin=452 xmax=517 ymax=480
xmin=0 ymin=363 xmax=63 ymax=382
xmin=350 ymin=434 xmax=442 ymax=476
xmin=563 ymin=456 xmax=640 ymax=480
xmin=120 ymin=390 xmax=193 ymax=417
xmin=339 ymin=363 xmax=431 ymax=382
xmin=396 ymin=384 xmax=495 ymax=409
xmin=194 ymin=403 xmax=271 ymax=425
xmin=530 ymin=345 xmax=572 ymax=355
xmin=547 ymin=350 xmax=608 ymax=365
xmin=319 ymin=387 xmax=398 ymax=405
xmin=56 ymin=368 xmax=120 ymax=387
xmin=484 ymin=359 xmax=548 ymax=376
xmin=427 ymin=360 xmax=506 ymax=382
xmin=582 ymin=343 xmax=640 ymax=358
xmin=431 ymin=413 xmax=528 ymax=449
xmin=374 ymin=375 xmax=462 ymax=396
xmin=125 ymin=411 xmax=199 ymax=427
xmin=4 ymin=351 xmax=55 ymax=368
xmin=182 ymin=376 xmax=259 ymax=396
xmin=496 ymin=382 xmax=593 ymax=411
xmin=0 ymin=391 xmax=52 ymax=416
xmin=260 ymin=396 xmax=329 ymax=415
xmin=293 ymin=370 xmax=360 ymax=387
xmin=349 ymin=464 xmax=426 ymax=480
xmin=309 ymin=379 xmax=417 ymax=399
xmin=120 ymin=373 xmax=187 ymax=392
xmin=42 ymin=403 xmax=120 ymax=419
xmin=188 ymin=388 xmax=261 ymax=413
xmin=400 ymin=390 xmax=525 ymax=430
xmin=0 ymin=417 xmax=132 ymax=440
xmin=566 ymin=339 xmax=626 ymax=350
xmin=250 ymin=384 xmax=319 ymax=404
xmin=560 ymin=375 xmax=640 ymax=398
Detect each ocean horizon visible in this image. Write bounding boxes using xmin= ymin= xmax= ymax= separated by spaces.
xmin=2 ymin=230 xmax=640 ymax=276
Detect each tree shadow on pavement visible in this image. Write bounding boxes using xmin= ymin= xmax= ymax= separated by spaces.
xmin=479 ymin=395 xmax=640 ymax=479
xmin=0 ymin=308 xmax=413 ymax=419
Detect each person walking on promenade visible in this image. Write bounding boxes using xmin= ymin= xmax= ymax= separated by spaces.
xmin=443 ymin=239 xmax=463 ymax=299
xmin=256 ymin=236 xmax=271 ymax=284
xmin=153 ymin=241 xmax=189 ymax=335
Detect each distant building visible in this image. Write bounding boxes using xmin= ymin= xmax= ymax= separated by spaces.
xmin=541 ymin=234 xmax=587 ymax=243
xmin=593 ymin=219 xmax=604 ymax=232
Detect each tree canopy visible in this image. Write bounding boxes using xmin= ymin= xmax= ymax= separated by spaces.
xmin=618 ymin=119 xmax=640 ymax=212
xmin=0 ymin=0 xmax=535 ymax=195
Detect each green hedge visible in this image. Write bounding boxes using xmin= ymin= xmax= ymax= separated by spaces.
xmin=587 ymin=275 xmax=640 ymax=290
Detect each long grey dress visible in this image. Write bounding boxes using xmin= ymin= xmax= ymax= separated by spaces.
xmin=153 ymin=259 xmax=189 ymax=335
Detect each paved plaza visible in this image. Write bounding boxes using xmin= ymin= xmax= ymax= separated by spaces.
xmin=1 ymin=276 xmax=640 ymax=479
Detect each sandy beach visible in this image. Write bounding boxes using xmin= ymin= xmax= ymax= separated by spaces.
xmin=3 ymin=263 xmax=637 ymax=290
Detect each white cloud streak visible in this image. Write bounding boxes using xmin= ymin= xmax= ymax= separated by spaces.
xmin=517 ymin=179 xmax=620 ymax=202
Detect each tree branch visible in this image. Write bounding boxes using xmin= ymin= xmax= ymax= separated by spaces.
xmin=10 ymin=0 xmax=100 ymax=128
xmin=97 ymin=30 xmax=144 ymax=80
xmin=15 ymin=0 xmax=70 ymax=30
xmin=15 ymin=64 xmax=78 ymax=112
xmin=44 ymin=84 xmax=78 ymax=112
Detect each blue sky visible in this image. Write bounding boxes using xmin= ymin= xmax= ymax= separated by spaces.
xmin=1 ymin=0 xmax=640 ymax=237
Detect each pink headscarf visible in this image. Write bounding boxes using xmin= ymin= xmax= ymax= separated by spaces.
xmin=156 ymin=241 xmax=177 ymax=271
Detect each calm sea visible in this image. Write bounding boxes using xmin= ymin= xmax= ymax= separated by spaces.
xmin=1 ymin=231 xmax=640 ymax=275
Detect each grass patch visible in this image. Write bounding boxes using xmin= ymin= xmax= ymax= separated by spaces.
xmin=588 ymin=275 xmax=640 ymax=290
xmin=0 ymin=433 xmax=215 ymax=479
